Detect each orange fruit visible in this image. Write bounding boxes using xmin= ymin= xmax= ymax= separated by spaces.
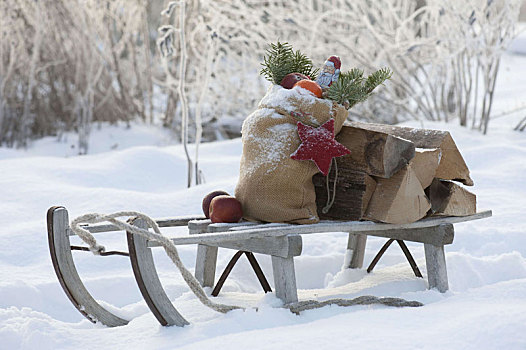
xmin=293 ymin=79 xmax=323 ymax=98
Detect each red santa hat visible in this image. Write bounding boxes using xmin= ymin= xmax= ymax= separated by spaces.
xmin=325 ymin=56 xmax=341 ymax=70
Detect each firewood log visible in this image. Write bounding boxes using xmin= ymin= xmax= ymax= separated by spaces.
xmin=426 ymin=178 xmax=476 ymax=216
xmin=313 ymin=159 xmax=376 ymax=221
xmin=345 ymin=121 xmax=474 ymax=186
xmin=410 ymin=148 xmax=441 ymax=189
xmin=364 ymin=165 xmax=430 ymax=224
xmin=335 ymin=125 xmax=415 ymax=179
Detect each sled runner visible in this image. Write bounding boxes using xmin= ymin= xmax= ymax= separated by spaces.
xmin=47 ymin=206 xmax=491 ymax=327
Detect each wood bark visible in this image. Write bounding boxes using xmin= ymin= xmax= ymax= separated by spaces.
xmin=346 ymin=121 xmax=474 ymax=186
xmin=364 ymin=165 xmax=431 ymax=224
xmin=335 ymin=124 xmax=415 ymax=178
xmin=313 ymin=160 xmax=376 ymax=221
xmin=426 ymin=179 xmax=476 ymax=216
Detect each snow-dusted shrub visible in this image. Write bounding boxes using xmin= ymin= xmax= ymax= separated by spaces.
xmin=332 ymin=0 xmax=521 ymax=132
xmin=157 ymin=0 xmax=521 ymax=162
xmin=436 ymin=0 xmax=521 ymax=133
xmin=0 ymin=0 xmax=155 ymax=152
xmin=2 ymin=0 xmax=516 ymax=154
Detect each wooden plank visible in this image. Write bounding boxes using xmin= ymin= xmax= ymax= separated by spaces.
xmin=228 ymin=222 xmax=290 ymax=231
xmin=47 ymin=207 xmax=129 ymax=327
xmin=151 ymin=234 xmax=303 ymax=259
xmin=70 ymin=215 xmax=205 ymax=235
xmin=346 ymin=121 xmax=474 ymax=186
xmin=427 ymin=179 xmax=476 ymax=216
xmin=188 ymin=219 xmax=212 ymax=234
xmin=346 ymin=233 xmax=367 ymax=268
xmin=127 ymin=218 xmax=189 ymax=327
xmin=271 ymin=256 xmax=298 ymax=304
xmin=424 ymin=243 xmax=449 ymax=292
xmin=313 ymin=167 xmax=376 ymax=221
xmin=365 ymin=223 xmax=454 ymax=246
xmin=364 ymin=165 xmax=431 ymax=224
xmin=207 ymin=221 xmax=261 ymax=233
xmin=145 ymin=211 xmax=490 ymax=247
xmin=195 ymin=245 xmax=218 ymax=288
xmin=70 ymin=211 xmax=490 ymax=249
xmin=207 ymin=234 xmax=302 ymax=258
xmin=335 ymin=124 xmax=415 ymax=178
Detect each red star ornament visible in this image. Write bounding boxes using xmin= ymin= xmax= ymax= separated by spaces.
xmin=290 ymin=118 xmax=351 ymax=176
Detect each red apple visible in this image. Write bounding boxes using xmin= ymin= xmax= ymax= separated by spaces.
xmin=209 ymin=195 xmax=243 ymax=223
xmin=202 ymin=190 xmax=230 ymax=218
xmin=280 ymin=73 xmax=310 ymax=89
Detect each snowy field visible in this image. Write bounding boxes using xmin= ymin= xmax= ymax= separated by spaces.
xmin=1 ymin=44 xmax=526 ymax=349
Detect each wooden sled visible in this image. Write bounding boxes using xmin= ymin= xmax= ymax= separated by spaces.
xmin=47 ymin=206 xmax=491 ymax=327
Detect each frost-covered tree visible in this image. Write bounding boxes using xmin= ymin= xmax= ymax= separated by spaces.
xmin=1 ymin=0 xmax=520 ymax=153
xmin=156 ymin=0 xmax=522 ymax=154
xmin=0 ymin=0 xmax=156 ymax=152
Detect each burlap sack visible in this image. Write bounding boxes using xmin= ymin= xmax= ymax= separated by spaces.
xmin=235 ymin=85 xmax=349 ymax=224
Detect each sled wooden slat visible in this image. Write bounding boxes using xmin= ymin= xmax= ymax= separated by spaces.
xmin=143 ymin=211 xmax=489 ymax=249
xmin=224 ymin=210 xmax=491 ymax=236
xmin=210 ymin=222 xmax=291 ymax=232
xmin=70 ymin=215 xmax=205 ymax=235
xmin=147 ymin=231 xmax=303 ymax=257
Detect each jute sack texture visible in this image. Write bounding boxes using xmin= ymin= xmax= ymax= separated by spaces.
xmin=235 ymin=85 xmax=349 ymax=224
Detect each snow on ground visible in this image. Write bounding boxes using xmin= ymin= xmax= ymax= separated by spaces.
xmin=1 ymin=42 xmax=526 ymax=350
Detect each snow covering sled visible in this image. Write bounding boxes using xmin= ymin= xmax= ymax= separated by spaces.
xmin=47 ymin=206 xmax=491 ymax=327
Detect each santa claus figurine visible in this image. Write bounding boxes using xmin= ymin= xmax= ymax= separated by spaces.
xmin=316 ymin=56 xmax=341 ymax=89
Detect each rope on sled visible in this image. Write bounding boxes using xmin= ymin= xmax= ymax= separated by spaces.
xmin=286 ymin=296 xmax=423 ymax=315
xmin=70 ymin=211 xmax=242 ymax=314
xmin=70 ymin=212 xmax=423 ymax=316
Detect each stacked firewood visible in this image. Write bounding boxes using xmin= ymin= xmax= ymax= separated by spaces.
xmin=313 ymin=122 xmax=476 ymax=224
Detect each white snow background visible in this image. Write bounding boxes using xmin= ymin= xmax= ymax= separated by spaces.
xmin=1 ymin=36 xmax=526 ymax=350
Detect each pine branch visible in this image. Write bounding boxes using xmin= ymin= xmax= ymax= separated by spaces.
xmin=260 ymin=41 xmax=317 ymax=84
xmin=326 ymin=70 xmax=365 ymax=106
xmin=365 ymin=67 xmax=393 ymax=93
xmin=347 ymin=67 xmax=364 ymax=81
xmin=260 ymin=41 xmax=293 ymax=85
xmin=290 ymin=50 xmax=319 ymax=81
xmin=327 ymin=67 xmax=392 ymax=109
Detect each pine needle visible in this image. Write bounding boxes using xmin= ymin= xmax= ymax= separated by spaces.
xmin=260 ymin=41 xmax=317 ymax=85
xmin=327 ymin=67 xmax=392 ymax=109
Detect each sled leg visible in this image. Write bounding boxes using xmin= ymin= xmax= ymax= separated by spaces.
xmin=195 ymin=244 xmax=218 ymax=288
xmin=424 ymin=243 xmax=449 ymax=292
xmin=346 ymin=233 xmax=367 ymax=268
xmin=271 ymin=256 xmax=298 ymax=304
xmin=127 ymin=218 xmax=189 ymax=327
xmin=47 ymin=206 xmax=129 ymax=327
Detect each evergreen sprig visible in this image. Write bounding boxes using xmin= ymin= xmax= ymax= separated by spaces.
xmin=260 ymin=41 xmax=318 ymax=85
xmin=365 ymin=67 xmax=393 ymax=94
xmin=290 ymin=50 xmax=319 ymax=81
xmin=327 ymin=67 xmax=392 ymax=109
